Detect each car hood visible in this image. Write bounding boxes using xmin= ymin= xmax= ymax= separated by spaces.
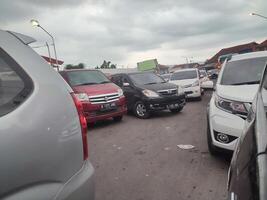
xmin=216 ymin=84 xmax=259 ymax=103
xmin=73 ymin=83 xmax=120 ymax=96
xmin=136 ymin=82 xmax=177 ymax=92
xmin=169 ymin=78 xmax=197 ymax=86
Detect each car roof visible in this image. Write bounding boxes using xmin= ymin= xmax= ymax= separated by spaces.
xmin=112 ymin=71 xmax=155 ymax=76
xmin=230 ymin=51 xmax=267 ymax=62
xmin=61 ymin=69 xmax=100 ymax=73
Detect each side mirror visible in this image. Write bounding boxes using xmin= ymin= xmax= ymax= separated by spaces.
xmin=123 ymin=82 xmax=130 ymax=87
xmin=201 ymin=80 xmax=214 ymax=90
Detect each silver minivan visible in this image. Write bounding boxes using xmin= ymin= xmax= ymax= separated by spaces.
xmin=0 ymin=30 xmax=94 ymax=199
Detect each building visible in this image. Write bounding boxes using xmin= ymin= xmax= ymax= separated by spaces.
xmin=256 ymin=40 xmax=267 ymax=51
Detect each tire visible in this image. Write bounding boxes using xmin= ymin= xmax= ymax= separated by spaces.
xmin=113 ymin=115 xmax=123 ymax=122
xmin=207 ymin=117 xmax=219 ymax=156
xmin=170 ymin=106 xmax=183 ymax=113
xmin=133 ymin=101 xmax=150 ymax=119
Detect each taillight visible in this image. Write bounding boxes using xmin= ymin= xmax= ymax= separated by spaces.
xmin=71 ymin=93 xmax=89 ymax=160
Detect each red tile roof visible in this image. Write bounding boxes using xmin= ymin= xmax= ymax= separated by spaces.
xmin=207 ymin=42 xmax=258 ymax=64
xmin=41 ymin=56 xmax=64 ymax=65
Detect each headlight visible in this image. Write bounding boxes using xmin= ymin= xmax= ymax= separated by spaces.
xmin=75 ymin=93 xmax=89 ymax=102
xmin=142 ymin=89 xmax=159 ymax=98
xmin=118 ymin=88 xmax=124 ymax=97
xmin=214 ymin=94 xmax=249 ymax=117
xmin=191 ymin=80 xmax=200 ymax=87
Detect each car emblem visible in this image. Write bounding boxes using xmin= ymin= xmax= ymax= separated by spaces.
xmin=168 ymin=90 xmax=172 ymax=94
xmin=104 ymin=96 xmax=108 ymax=102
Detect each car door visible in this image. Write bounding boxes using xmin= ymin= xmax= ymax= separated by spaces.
xmin=121 ymin=75 xmax=137 ymax=110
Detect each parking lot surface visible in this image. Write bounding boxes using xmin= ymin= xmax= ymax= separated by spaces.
xmin=88 ymin=91 xmax=229 ymax=200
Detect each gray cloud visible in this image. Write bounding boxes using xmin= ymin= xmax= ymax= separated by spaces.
xmin=1 ymin=0 xmax=267 ymax=66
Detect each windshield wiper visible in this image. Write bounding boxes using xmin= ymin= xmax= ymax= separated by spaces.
xmin=231 ymin=80 xmax=260 ymax=85
xmin=144 ymin=82 xmax=158 ymax=85
xmin=99 ymin=81 xmax=111 ymax=84
xmin=76 ymin=82 xmax=98 ymax=86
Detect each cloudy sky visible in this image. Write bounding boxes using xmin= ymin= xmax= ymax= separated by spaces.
xmin=1 ymin=0 xmax=267 ymax=67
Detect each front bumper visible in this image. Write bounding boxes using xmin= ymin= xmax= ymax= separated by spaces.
xmin=143 ymin=94 xmax=186 ymax=111
xmin=183 ymin=86 xmax=201 ymax=98
xmin=83 ymin=97 xmax=127 ymax=123
xmin=208 ymin=96 xmax=245 ymax=151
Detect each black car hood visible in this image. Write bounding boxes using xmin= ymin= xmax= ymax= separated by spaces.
xmin=136 ymin=82 xmax=177 ymax=92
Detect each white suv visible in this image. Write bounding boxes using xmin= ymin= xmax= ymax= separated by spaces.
xmin=169 ymin=68 xmax=202 ymax=100
xmin=207 ymin=51 xmax=267 ymax=155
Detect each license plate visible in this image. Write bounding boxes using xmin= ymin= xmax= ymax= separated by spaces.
xmin=101 ymin=102 xmax=117 ymax=110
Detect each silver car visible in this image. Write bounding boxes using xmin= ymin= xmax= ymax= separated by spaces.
xmin=0 ymin=30 xmax=94 ymax=199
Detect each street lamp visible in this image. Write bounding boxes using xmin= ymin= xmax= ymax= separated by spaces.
xmin=249 ymin=12 xmax=267 ymax=20
xmin=30 ymin=19 xmax=59 ymax=71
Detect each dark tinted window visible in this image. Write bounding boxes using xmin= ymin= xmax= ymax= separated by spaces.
xmin=170 ymin=70 xmax=197 ymax=80
xmin=129 ymin=73 xmax=165 ymax=85
xmin=221 ymin=57 xmax=267 ymax=85
xmin=66 ymin=70 xmax=110 ymax=86
xmin=0 ymin=48 xmax=33 ymax=117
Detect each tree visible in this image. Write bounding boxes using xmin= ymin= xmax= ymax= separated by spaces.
xmin=100 ymin=60 xmax=117 ymax=69
xmin=65 ymin=63 xmax=85 ymax=70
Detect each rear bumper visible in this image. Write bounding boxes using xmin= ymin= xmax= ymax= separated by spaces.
xmin=55 ymin=160 xmax=95 ymax=200
xmin=83 ymin=97 xmax=127 ymax=122
xmin=143 ymin=94 xmax=186 ymax=111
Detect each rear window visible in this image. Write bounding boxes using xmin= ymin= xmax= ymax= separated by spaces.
xmin=0 ymin=48 xmax=33 ymax=117
xmin=66 ymin=70 xmax=111 ymax=86
xmin=170 ymin=70 xmax=197 ymax=80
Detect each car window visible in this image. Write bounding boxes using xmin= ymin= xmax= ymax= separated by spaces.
xmin=66 ymin=70 xmax=111 ymax=86
xmin=170 ymin=70 xmax=197 ymax=80
xmin=221 ymin=57 xmax=267 ymax=85
xmin=0 ymin=48 xmax=33 ymax=117
xmin=129 ymin=73 xmax=165 ymax=85
xmin=261 ymin=66 xmax=267 ymax=108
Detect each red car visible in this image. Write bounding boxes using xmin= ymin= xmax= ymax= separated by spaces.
xmin=60 ymin=69 xmax=127 ymax=123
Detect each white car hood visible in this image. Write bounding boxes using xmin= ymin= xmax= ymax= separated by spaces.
xmin=170 ymin=78 xmax=197 ymax=86
xmin=216 ymin=84 xmax=259 ymax=103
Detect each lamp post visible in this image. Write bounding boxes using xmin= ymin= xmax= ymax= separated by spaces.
xmin=30 ymin=19 xmax=59 ymax=71
xmin=250 ymin=12 xmax=267 ymax=20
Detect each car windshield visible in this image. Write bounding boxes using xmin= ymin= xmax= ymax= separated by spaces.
xmin=170 ymin=70 xmax=197 ymax=80
xmin=129 ymin=73 xmax=165 ymax=85
xmin=66 ymin=70 xmax=111 ymax=86
xmin=220 ymin=57 xmax=267 ymax=85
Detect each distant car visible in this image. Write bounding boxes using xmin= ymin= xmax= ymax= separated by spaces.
xmin=169 ymin=68 xmax=202 ymax=100
xmin=207 ymin=69 xmax=218 ymax=79
xmin=111 ymin=72 xmax=186 ymax=119
xmin=207 ymin=51 xmax=267 ymax=155
xmin=161 ymin=73 xmax=171 ymax=81
xmin=0 ymin=30 xmax=94 ymax=199
xmin=199 ymin=69 xmax=214 ymax=90
xmin=227 ymin=64 xmax=267 ymax=200
xmin=60 ymin=69 xmax=127 ymax=123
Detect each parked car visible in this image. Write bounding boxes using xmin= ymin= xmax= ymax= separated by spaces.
xmin=0 ymin=30 xmax=94 ymax=199
xmin=60 ymin=69 xmax=127 ymax=123
xmin=111 ymin=72 xmax=186 ymax=119
xmin=227 ymin=64 xmax=267 ymax=200
xmin=207 ymin=51 xmax=267 ymax=155
xmin=160 ymin=73 xmax=171 ymax=82
xmin=207 ymin=69 xmax=219 ymax=79
xmin=169 ymin=68 xmax=202 ymax=100
xmin=199 ymin=69 xmax=214 ymax=90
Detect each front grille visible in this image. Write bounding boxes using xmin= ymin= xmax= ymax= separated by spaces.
xmin=89 ymin=93 xmax=119 ymax=104
xmin=157 ymin=89 xmax=177 ymax=96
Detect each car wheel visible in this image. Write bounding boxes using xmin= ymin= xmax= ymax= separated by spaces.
xmin=170 ymin=106 xmax=183 ymax=113
xmin=133 ymin=101 xmax=150 ymax=119
xmin=207 ymin=117 xmax=219 ymax=156
xmin=113 ymin=115 xmax=123 ymax=122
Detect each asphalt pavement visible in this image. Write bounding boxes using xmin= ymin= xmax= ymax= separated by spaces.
xmin=88 ymin=91 xmax=229 ymax=200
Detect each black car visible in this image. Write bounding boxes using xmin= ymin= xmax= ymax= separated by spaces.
xmin=228 ymin=65 xmax=267 ymax=200
xmin=111 ymin=72 xmax=186 ymax=118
